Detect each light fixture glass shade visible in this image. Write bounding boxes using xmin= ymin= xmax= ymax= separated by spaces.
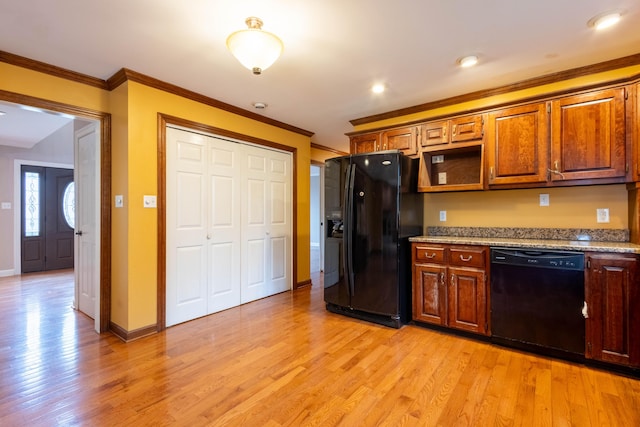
xmin=226 ymin=17 xmax=283 ymax=75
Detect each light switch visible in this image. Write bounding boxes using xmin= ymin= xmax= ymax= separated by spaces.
xmin=115 ymin=195 xmax=124 ymax=208
xmin=439 ymin=210 xmax=447 ymax=222
xmin=143 ymin=195 xmax=157 ymax=208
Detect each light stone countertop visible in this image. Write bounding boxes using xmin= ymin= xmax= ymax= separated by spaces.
xmin=408 ymin=235 xmax=640 ymax=254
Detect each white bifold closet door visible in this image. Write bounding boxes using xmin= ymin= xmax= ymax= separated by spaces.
xmin=166 ymin=127 xmax=292 ymax=327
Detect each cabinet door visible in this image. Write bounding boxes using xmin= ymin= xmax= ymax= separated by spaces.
xmin=350 ymin=133 xmax=379 ymax=154
xmin=550 ymin=88 xmax=626 ymax=181
xmin=486 ymin=103 xmax=549 ymax=185
xmin=450 ymin=114 xmax=484 ymax=143
xmin=448 ymin=267 xmax=488 ymax=335
xmin=382 ymin=126 xmax=418 ymax=155
xmin=585 ymin=253 xmax=640 ymax=367
xmin=413 ymin=263 xmax=447 ymax=325
xmin=421 ymin=120 xmax=450 ymax=147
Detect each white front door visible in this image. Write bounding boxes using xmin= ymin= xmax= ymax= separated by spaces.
xmin=74 ymin=123 xmax=100 ymax=332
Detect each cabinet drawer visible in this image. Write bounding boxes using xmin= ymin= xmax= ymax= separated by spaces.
xmin=449 ymin=247 xmax=486 ymax=268
xmin=414 ymin=245 xmax=445 ymax=263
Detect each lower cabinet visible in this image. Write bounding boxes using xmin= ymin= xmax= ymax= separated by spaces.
xmin=585 ymin=252 xmax=640 ymax=368
xmin=412 ymin=243 xmax=489 ymax=335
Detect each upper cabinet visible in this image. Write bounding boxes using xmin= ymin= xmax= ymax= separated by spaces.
xmin=348 ymin=80 xmax=638 ymax=193
xmin=350 ymin=132 xmax=380 ymax=154
xmin=349 ymin=125 xmax=419 ymax=157
xmin=486 ymin=102 xmax=549 ymax=185
xmin=421 ymin=114 xmax=484 ymax=148
xmin=550 ymin=88 xmax=627 ymax=182
xmin=382 ymin=126 xmax=418 ymax=155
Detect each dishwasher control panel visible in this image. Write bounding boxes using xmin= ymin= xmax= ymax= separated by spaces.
xmin=491 ymin=248 xmax=584 ymax=270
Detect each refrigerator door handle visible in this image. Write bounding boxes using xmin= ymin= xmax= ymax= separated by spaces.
xmin=345 ymin=163 xmax=356 ymax=297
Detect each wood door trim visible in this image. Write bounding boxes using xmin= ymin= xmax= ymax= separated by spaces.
xmin=0 ymin=90 xmax=111 ymax=333
xmin=157 ymin=113 xmax=299 ymax=331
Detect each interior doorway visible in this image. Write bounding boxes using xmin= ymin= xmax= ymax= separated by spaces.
xmin=1 ymin=97 xmax=109 ymax=333
xmin=310 ymin=163 xmax=324 ymax=274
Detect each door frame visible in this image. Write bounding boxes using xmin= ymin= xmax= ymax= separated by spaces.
xmin=157 ymin=113 xmax=298 ymax=331
xmin=1 ymin=90 xmax=112 ymax=333
xmin=310 ymin=161 xmax=325 ymax=274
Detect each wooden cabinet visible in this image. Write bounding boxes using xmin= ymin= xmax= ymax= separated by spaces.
xmin=350 ymin=132 xmax=380 ymax=154
xmin=421 ymin=114 xmax=484 ymax=148
xmin=349 ymin=126 xmax=419 ymax=157
xmin=412 ymin=243 xmax=489 ymax=335
xmin=486 ymin=102 xmax=549 ymax=185
xmin=382 ymin=126 xmax=418 ymax=155
xmin=550 ymin=88 xmax=627 ymax=182
xmin=585 ymin=252 xmax=640 ymax=367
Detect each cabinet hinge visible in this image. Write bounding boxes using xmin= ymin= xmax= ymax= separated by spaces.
xmin=625 ymin=88 xmax=629 ymax=100
xmin=626 ymin=163 xmax=629 ymax=173
xmin=547 ymin=103 xmax=551 ymax=114
xmin=586 ymin=259 xmax=591 ymax=269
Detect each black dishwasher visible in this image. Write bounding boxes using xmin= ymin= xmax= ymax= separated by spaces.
xmin=490 ymin=248 xmax=585 ymax=360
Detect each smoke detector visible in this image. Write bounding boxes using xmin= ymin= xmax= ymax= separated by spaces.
xmin=252 ymin=102 xmax=267 ymax=110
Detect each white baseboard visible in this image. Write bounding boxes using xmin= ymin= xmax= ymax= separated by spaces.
xmin=0 ymin=269 xmax=16 ymax=277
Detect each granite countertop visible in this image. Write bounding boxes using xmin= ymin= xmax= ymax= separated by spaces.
xmin=409 ymin=235 xmax=640 ymax=254
xmin=409 ymin=227 xmax=640 ymax=254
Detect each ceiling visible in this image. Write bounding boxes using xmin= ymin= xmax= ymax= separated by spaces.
xmin=1 ymin=0 xmax=640 ymax=153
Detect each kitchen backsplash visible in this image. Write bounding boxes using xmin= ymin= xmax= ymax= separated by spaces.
xmin=426 ymin=226 xmax=629 ymax=242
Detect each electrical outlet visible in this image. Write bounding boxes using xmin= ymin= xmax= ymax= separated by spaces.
xmin=439 ymin=210 xmax=447 ymax=222
xmin=438 ymin=172 xmax=447 ymax=185
xmin=539 ymin=194 xmax=549 ymax=206
xmin=596 ymin=208 xmax=610 ymax=223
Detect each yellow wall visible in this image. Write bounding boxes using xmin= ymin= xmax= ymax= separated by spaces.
xmin=311 ymin=146 xmax=344 ymax=163
xmin=1 ymin=62 xmax=312 ymax=332
xmin=121 ymin=82 xmax=312 ymax=330
xmin=423 ymin=185 xmax=628 ymax=230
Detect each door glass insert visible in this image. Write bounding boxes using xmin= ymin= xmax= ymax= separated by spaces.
xmin=24 ymin=171 xmax=41 ymax=237
xmin=62 ymin=182 xmax=75 ymax=229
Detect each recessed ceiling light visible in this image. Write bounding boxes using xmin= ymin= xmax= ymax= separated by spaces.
xmin=252 ymin=102 xmax=267 ymax=109
xmin=458 ymin=55 xmax=478 ymax=68
xmin=588 ymin=11 xmax=622 ymax=30
xmin=371 ymin=83 xmax=385 ymax=94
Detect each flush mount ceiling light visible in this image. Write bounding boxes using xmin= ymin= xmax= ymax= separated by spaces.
xmin=458 ymin=55 xmax=479 ymax=68
xmin=371 ymin=83 xmax=386 ymax=94
xmin=252 ymin=101 xmax=268 ymax=109
xmin=588 ymin=11 xmax=623 ymax=30
xmin=226 ymin=17 xmax=284 ymax=75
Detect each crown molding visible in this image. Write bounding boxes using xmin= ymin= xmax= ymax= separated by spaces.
xmin=350 ymin=52 xmax=640 ymax=126
xmin=0 ymin=50 xmax=108 ymax=89
xmin=1 ymin=50 xmax=314 ymax=138
xmin=310 ymin=142 xmax=348 ymax=156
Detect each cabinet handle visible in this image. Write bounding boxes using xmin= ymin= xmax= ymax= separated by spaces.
xmin=442 ymin=126 xmax=447 ymax=140
xmin=582 ymin=301 xmax=589 ymax=319
xmin=450 ymin=274 xmax=455 ymax=287
xmin=547 ymin=160 xmax=566 ymax=180
xmin=440 ymin=272 xmax=445 ymax=286
xmin=423 ymin=252 xmax=436 ymax=259
xmin=489 ymin=166 xmax=494 ymax=180
xmin=459 ymin=255 xmax=473 ymax=262
xmin=452 ymin=124 xmax=457 ymax=136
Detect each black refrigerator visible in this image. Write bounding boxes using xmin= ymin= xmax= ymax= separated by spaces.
xmin=324 ymin=150 xmax=423 ymax=328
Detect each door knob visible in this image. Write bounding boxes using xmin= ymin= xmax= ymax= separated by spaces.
xmin=75 ymin=231 xmax=83 ymax=236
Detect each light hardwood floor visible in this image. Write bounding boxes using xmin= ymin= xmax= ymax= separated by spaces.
xmin=0 ymin=270 xmax=638 ymax=426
